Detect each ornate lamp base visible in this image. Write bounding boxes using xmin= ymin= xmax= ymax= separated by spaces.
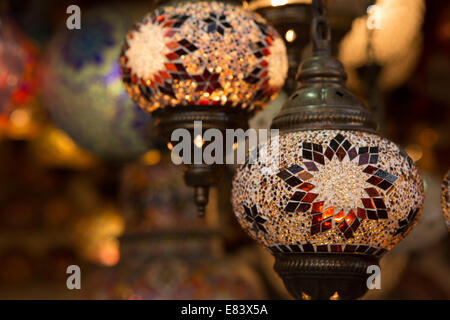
xmin=273 ymin=253 xmax=379 ymax=300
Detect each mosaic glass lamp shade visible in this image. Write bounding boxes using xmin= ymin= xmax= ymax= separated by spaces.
xmin=40 ymin=6 xmax=154 ymax=162
xmin=232 ymin=0 xmax=424 ymax=300
xmin=442 ymin=170 xmax=450 ymax=230
xmin=120 ymin=0 xmax=287 ymax=114
xmin=0 ymin=16 xmax=36 ymax=119
xmin=119 ymin=0 xmax=288 ymax=215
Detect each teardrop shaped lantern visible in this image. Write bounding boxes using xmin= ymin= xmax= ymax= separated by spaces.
xmin=232 ymin=0 xmax=424 ymax=300
xmin=120 ymin=0 xmax=288 ymax=215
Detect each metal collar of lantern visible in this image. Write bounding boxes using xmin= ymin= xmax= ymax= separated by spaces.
xmin=231 ymin=0 xmax=423 ymax=300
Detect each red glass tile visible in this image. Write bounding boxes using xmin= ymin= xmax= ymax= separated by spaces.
xmin=312 ymin=213 xmax=322 ymax=224
xmin=165 ymin=41 xmax=179 ymax=49
xmin=361 ymin=198 xmax=375 ymax=209
xmin=256 ymin=71 xmax=267 ymax=79
xmin=157 ymin=13 xmax=166 ymax=23
xmin=165 ymin=52 xmax=178 ymax=60
xmin=345 ymin=210 xmax=356 ymax=224
xmin=336 ymin=147 xmax=346 ymax=161
xmin=260 ymin=60 xmax=268 ymax=67
xmin=324 ymin=147 xmax=334 ymax=161
xmin=366 ymin=175 xmax=382 ymax=186
xmin=159 ymin=71 xmax=171 ymax=79
xmin=163 ymin=20 xmax=174 ymax=28
xmin=363 ymin=165 xmax=378 ymax=174
xmin=311 ymin=201 xmax=324 ymax=213
xmin=198 ymin=99 xmax=210 ymax=105
xmin=357 ymin=207 xmax=366 ymax=219
xmin=266 ymin=36 xmax=273 ymax=46
xmin=313 ymin=152 xmax=325 ymax=165
xmin=302 ymin=193 xmax=318 ymax=203
xmin=338 ymin=220 xmax=348 ymax=232
xmin=321 ymin=220 xmax=332 ymax=232
xmin=299 ymin=182 xmax=315 ymax=191
xmin=322 ymin=206 xmax=334 ymax=219
xmin=334 ymin=209 xmax=345 ymax=224
xmin=364 ymin=187 xmax=380 ymax=197
xmin=164 ymin=63 xmax=178 ymax=72
xmin=262 ymin=48 xmax=270 ymax=56
xmin=153 ymin=74 xmax=162 ymax=84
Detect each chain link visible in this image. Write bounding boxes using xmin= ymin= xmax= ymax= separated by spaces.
xmin=311 ymin=0 xmax=331 ymax=56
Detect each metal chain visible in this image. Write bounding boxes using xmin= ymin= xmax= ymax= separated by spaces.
xmin=311 ymin=0 xmax=331 ymax=57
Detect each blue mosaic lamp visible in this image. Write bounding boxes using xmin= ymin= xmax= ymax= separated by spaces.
xmin=232 ymin=0 xmax=424 ymax=299
xmin=40 ymin=6 xmax=154 ymax=162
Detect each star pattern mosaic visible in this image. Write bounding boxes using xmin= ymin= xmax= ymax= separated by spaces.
xmin=273 ymin=134 xmax=397 ymax=240
xmin=120 ymin=1 xmax=288 ymax=113
xmin=232 ymin=130 xmax=424 ymax=257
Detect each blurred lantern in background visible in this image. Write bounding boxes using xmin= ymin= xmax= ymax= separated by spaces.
xmin=69 ymin=176 xmax=125 ymax=267
xmin=85 ymin=152 xmax=266 ymax=300
xmin=0 ymin=14 xmax=41 ymax=139
xmin=40 ymin=5 xmax=155 ymax=162
xmin=338 ymin=0 xmax=425 ymax=93
xmin=246 ymin=0 xmax=365 ymax=94
xmin=120 ymin=0 xmax=288 ymax=215
xmin=442 ymin=170 xmax=450 ymax=230
xmin=29 ymin=126 xmax=97 ymax=170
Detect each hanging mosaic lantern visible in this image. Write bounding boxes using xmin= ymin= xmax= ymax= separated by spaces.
xmin=231 ymin=0 xmax=424 ymax=299
xmin=442 ymin=170 xmax=450 ymax=230
xmin=120 ymin=0 xmax=288 ymax=215
xmin=40 ymin=5 xmax=154 ymax=162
